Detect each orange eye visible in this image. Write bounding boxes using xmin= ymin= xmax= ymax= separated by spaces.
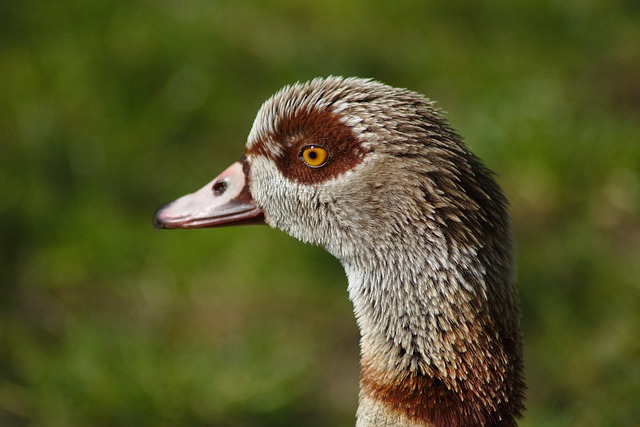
xmin=300 ymin=145 xmax=329 ymax=168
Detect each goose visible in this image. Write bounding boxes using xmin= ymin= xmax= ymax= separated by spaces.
xmin=153 ymin=76 xmax=525 ymax=426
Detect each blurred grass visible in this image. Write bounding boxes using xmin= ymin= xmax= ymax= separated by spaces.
xmin=1 ymin=0 xmax=639 ymax=426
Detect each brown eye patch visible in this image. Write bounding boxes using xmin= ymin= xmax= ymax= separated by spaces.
xmin=248 ymin=107 xmax=368 ymax=185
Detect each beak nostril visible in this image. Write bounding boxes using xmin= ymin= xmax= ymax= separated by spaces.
xmin=212 ymin=179 xmax=228 ymax=196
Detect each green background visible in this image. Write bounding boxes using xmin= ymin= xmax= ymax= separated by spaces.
xmin=2 ymin=1 xmax=639 ymax=426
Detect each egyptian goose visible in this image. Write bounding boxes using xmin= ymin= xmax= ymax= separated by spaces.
xmin=154 ymin=77 xmax=525 ymax=426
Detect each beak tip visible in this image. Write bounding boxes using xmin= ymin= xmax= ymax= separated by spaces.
xmin=152 ymin=201 xmax=173 ymax=229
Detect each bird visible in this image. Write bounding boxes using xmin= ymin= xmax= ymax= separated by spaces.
xmin=153 ymin=76 xmax=525 ymax=427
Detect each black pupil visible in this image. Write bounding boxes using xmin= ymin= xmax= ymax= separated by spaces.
xmin=308 ymin=150 xmax=317 ymax=160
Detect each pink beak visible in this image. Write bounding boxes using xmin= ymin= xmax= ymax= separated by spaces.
xmin=153 ymin=157 xmax=264 ymax=229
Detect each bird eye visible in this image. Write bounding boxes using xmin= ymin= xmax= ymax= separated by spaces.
xmin=300 ymin=145 xmax=329 ymax=168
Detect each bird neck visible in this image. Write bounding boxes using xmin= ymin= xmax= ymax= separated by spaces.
xmin=343 ymin=244 xmax=522 ymax=427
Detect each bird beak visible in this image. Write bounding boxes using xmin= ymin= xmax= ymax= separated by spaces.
xmin=153 ymin=157 xmax=265 ymax=229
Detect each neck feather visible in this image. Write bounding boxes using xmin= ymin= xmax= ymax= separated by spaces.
xmin=345 ymin=237 xmax=524 ymax=427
